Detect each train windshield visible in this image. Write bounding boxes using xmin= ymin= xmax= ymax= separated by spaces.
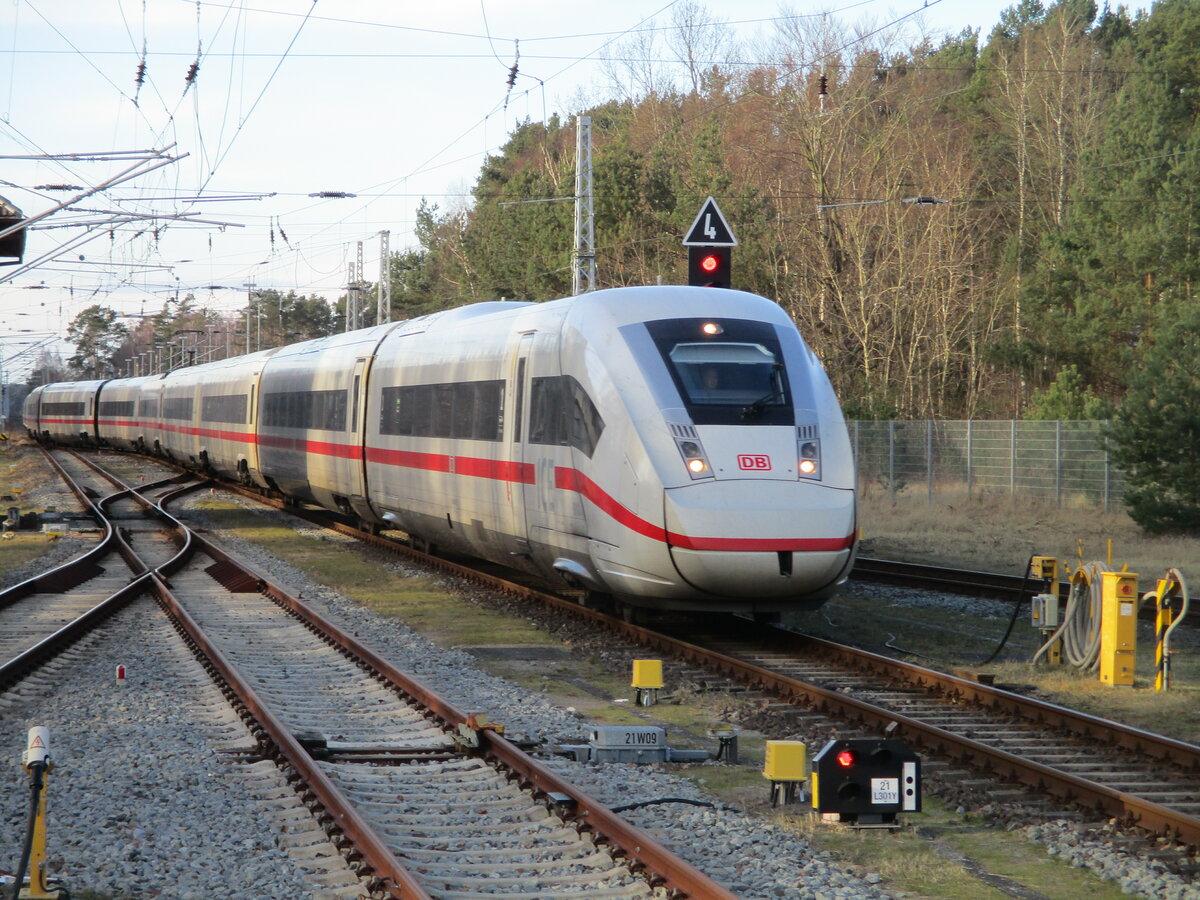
xmin=645 ymin=318 xmax=792 ymax=425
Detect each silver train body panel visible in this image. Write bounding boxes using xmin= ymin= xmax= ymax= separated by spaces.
xmin=24 ymin=286 xmax=856 ymax=612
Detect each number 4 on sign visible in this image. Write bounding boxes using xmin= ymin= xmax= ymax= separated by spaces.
xmin=683 ymin=196 xmax=737 ymax=247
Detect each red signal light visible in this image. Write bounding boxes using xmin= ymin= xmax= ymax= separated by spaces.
xmin=687 ymin=246 xmax=732 ymax=287
xmin=837 ymin=749 xmax=855 ymax=768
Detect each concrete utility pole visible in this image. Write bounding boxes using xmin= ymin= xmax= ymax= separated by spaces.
xmin=572 ymin=115 xmax=595 ymax=295
xmin=378 ymin=230 xmax=391 ymax=325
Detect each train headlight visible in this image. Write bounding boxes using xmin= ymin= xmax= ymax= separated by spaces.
xmin=677 ymin=439 xmax=713 ymax=479
xmin=798 ymin=439 xmax=820 ymax=479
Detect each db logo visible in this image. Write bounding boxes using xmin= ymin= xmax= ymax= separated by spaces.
xmin=737 ymin=454 xmax=772 ymax=471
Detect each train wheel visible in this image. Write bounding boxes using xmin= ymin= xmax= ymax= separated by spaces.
xmin=618 ymin=603 xmax=647 ymax=626
xmin=581 ymin=591 xmax=615 ymax=615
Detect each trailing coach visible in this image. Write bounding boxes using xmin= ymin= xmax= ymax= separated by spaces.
xmin=24 ymin=286 xmax=857 ymax=616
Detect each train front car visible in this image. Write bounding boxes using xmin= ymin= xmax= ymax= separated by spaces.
xmin=563 ymin=286 xmax=856 ymax=614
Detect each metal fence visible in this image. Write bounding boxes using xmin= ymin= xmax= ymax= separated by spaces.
xmin=850 ymin=420 xmax=1126 ymax=510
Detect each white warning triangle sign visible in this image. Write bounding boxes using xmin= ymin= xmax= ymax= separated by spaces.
xmin=683 ymin=196 xmax=737 ymax=247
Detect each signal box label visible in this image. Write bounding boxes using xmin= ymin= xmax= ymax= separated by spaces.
xmin=871 ymin=778 xmax=899 ymax=805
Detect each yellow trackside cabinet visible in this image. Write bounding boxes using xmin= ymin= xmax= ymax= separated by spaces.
xmin=763 ymin=740 xmax=807 ymax=781
xmin=631 ymin=659 xmax=663 ymax=690
xmin=1100 ymin=571 xmax=1138 ymax=686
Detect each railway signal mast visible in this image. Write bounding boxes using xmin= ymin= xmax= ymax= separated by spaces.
xmin=683 ymin=196 xmax=737 ymax=288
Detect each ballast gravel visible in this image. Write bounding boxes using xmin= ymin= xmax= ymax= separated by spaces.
xmin=187 ymin=501 xmax=898 ymax=899
xmin=0 ymin=598 xmax=325 ymax=899
xmin=1 ymin=487 xmax=1191 ymax=899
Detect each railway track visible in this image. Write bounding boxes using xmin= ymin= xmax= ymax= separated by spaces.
xmin=168 ymin=464 xmax=1200 ymax=860
xmin=5 ymin=448 xmax=737 ymax=899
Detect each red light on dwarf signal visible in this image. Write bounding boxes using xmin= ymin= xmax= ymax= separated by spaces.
xmin=700 ymin=253 xmax=720 ymax=273
xmin=837 ymin=749 xmax=855 ymax=768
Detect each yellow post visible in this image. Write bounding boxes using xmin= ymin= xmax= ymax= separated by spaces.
xmin=1030 ymin=558 xmax=1062 ymax=664
xmin=21 ymin=726 xmax=57 ymax=899
xmin=1099 ymin=571 xmax=1138 ymax=686
xmin=1153 ymin=576 xmax=1180 ymax=692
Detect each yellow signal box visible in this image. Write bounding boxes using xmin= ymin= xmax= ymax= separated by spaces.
xmin=631 ymin=659 xmax=663 ymax=707
xmin=763 ymin=740 xmax=806 ymax=781
xmin=631 ymin=659 xmax=663 ymax=690
xmin=763 ymin=740 xmax=807 ymax=807
xmin=1100 ymin=571 xmax=1138 ymax=686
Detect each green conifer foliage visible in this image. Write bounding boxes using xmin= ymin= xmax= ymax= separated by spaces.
xmin=1109 ymin=305 xmax=1200 ymax=534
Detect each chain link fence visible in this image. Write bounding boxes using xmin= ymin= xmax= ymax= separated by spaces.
xmin=850 ymin=421 xmax=1126 ymax=510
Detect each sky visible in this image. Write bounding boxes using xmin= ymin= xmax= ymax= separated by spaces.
xmin=0 ymin=0 xmax=1153 ymax=376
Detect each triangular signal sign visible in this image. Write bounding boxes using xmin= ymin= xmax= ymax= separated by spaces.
xmin=683 ymin=196 xmax=737 ymax=247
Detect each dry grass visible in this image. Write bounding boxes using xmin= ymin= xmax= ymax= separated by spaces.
xmin=858 ymin=486 xmax=1200 ymax=580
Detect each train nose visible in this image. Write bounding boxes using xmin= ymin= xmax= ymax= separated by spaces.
xmin=663 ymin=480 xmax=856 ymax=598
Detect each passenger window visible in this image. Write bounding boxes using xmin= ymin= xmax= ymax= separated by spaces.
xmin=529 ymin=375 xmax=604 ymax=457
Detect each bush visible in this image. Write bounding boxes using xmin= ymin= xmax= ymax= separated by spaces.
xmin=1109 ymin=307 xmax=1200 ymax=534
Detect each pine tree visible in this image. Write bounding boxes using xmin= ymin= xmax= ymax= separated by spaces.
xmin=1109 ymin=305 xmax=1200 ymax=534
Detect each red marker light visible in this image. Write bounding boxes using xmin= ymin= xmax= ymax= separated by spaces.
xmin=700 ymin=254 xmax=720 ymax=273
xmin=837 ymin=749 xmax=855 ymax=768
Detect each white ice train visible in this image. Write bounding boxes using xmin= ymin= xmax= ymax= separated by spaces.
xmin=24 ymin=286 xmax=857 ymax=615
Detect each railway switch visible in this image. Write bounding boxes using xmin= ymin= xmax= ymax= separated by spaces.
xmin=763 ymin=740 xmax=807 ymax=806
xmin=631 ymin=659 xmax=663 ymax=707
xmin=811 ymin=738 xmax=920 ymax=826
xmin=1099 ymin=571 xmax=1138 ymax=686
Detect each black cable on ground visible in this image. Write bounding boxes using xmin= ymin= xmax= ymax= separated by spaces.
xmin=610 ymin=797 xmax=740 ymax=814
xmin=980 ymin=555 xmax=1034 ymax=666
xmin=9 ymin=763 xmax=46 ymax=900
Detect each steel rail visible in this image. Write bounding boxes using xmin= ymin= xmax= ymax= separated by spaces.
xmin=81 ymin=454 xmax=1200 ymax=849
xmin=78 ymin=455 xmax=742 ymax=899
xmin=0 ymin=447 xmax=125 ymax=607
xmin=168 ymin=515 xmax=740 ymax=900
xmin=0 ymin=448 xmax=170 ymax=690
xmin=608 ymin=620 xmax=1200 ymax=846
xmin=853 ymin=556 xmax=1195 ymax=624
xmin=23 ymin=455 xmax=434 ymax=897
xmin=144 ymin=570 xmax=433 ymax=899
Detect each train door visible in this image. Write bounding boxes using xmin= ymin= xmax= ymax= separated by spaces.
xmin=518 ymin=331 xmax=588 ymax=557
xmin=346 ymin=356 xmax=373 ymax=522
xmin=508 ymin=333 xmax=533 ymax=556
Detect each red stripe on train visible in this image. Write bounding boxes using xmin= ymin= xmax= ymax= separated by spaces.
xmin=554 ymin=465 xmax=854 ymax=553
